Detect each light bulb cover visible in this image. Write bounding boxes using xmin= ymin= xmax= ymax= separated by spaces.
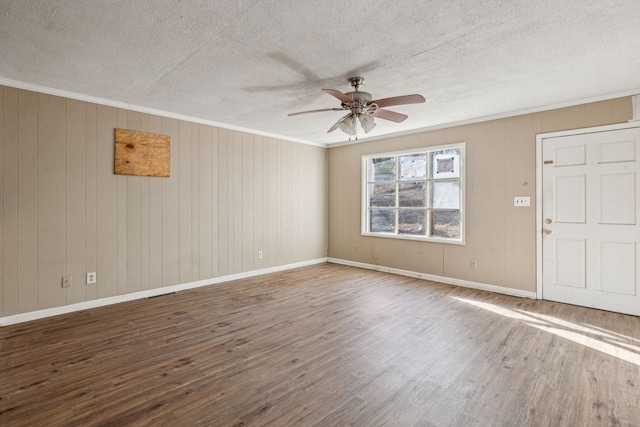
xmin=359 ymin=113 xmax=376 ymax=133
xmin=337 ymin=115 xmax=356 ymax=135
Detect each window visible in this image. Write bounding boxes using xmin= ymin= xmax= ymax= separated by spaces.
xmin=362 ymin=143 xmax=465 ymax=244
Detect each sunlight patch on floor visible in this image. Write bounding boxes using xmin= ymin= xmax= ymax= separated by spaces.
xmin=452 ymin=297 xmax=640 ymax=366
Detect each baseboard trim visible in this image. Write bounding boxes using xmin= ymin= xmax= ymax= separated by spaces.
xmin=0 ymin=258 xmax=328 ymax=326
xmin=327 ymin=258 xmax=537 ymax=299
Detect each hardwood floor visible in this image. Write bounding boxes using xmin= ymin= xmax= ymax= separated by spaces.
xmin=1 ymin=263 xmax=639 ymax=426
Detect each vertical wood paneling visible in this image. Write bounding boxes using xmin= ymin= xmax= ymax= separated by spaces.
xmin=217 ymin=129 xmax=229 ymax=277
xmin=233 ymin=131 xmax=242 ymax=274
xmin=491 ymin=121 xmax=507 ymax=286
xmin=254 ymin=136 xmax=264 ymax=269
xmin=125 ymin=111 xmax=142 ymax=293
xmin=16 ymin=90 xmax=38 ymax=312
xmin=211 ymin=128 xmax=219 ymax=278
xmin=139 ymin=113 xmax=151 ymax=291
xmin=96 ymin=105 xmax=119 ymax=298
xmin=585 ymin=101 xmax=610 ymax=125
xmin=306 ymin=145 xmax=328 ymax=261
xmin=283 ymin=141 xmax=290 ymax=265
xmin=198 ymin=125 xmax=213 ymax=279
xmin=471 ymin=124 xmax=491 ymax=283
xmin=85 ymin=103 xmax=97 ymax=301
xmin=292 ymin=144 xmax=325 ymax=262
xmin=0 ymin=87 xmax=4 ymax=316
xmin=326 ymin=148 xmax=343 ymax=260
xmin=3 ymin=88 xmax=18 ymax=316
xmin=116 ymin=110 xmax=128 ymax=294
xmin=286 ymin=142 xmax=293 ymax=264
xmin=612 ymin=97 xmax=632 ymax=122
xmin=276 ymin=140 xmax=284 ymax=266
xmin=191 ymin=124 xmax=200 ymax=279
xmin=242 ymin=133 xmax=254 ymax=271
xmin=161 ymin=118 xmax=180 ymax=287
xmin=66 ymin=99 xmax=87 ymax=304
xmin=148 ymin=115 xmax=163 ymax=289
xmin=568 ymin=104 xmax=586 ymax=129
xmin=261 ymin=137 xmax=269 ymax=269
xmin=38 ymin=94 xmax=66 ymax=309
xmin=511 ymin=114 xmax=539 ymax=291
xmin=179 ymin=122 xmax=192 ymax=283
xmin=501 ymin=117 xmax=516 ymax=287
xmin=267 ymin=138 xmax=278 ymax=268
xmin=291 ymin=143 xmax=301 ymax=262
xmin=0 ymin=85 xmax=330 ymax=317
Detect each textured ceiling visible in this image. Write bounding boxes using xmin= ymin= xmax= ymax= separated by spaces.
xmin=1 ymin=0 xmax=639 ymax=145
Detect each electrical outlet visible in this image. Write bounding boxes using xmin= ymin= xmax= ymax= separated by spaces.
xmin=87 ymin=272 xmax=97 ymax=284
xmin=470 ymin=260 xmax=478 ymax=270
xmin=514 ymin=196 xmax=530 ymax=207
xmin=61 ymin=276 xmax=71 ymax=288
xmin=258 ymin=250 xmax=263 ymax=259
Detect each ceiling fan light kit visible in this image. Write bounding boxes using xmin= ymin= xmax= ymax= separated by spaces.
xmin=359 ymin=113 xmax=376 ymax=133
xmin=288 ymin=77 xmax=425 ymax=139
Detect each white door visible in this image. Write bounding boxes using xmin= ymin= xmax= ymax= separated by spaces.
xmin=542 ymin=126 xmax=640 ymax=316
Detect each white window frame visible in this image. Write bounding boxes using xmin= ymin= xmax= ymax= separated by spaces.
xmin=361 ymin=142 xmax=465 ymax=245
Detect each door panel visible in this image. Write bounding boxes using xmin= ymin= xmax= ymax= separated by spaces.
xmin=598 ymin=172 xmax=635 ymax=224
xmin=554 ymin=239 xmax=586 ymax=288
xmin=542 ymin=126 xmax=640 ymax=315
xmin=597 ymin=139 xmax=635 ymax=163
xmin=599 ymin=241 xmax=636 ymax=295
xmin=555 ymin=144 xmax=586 ymax=166
xmin=555 ymin=175 xmax=586 ymax=223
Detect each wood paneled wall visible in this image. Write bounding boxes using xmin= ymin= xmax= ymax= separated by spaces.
xmin=328 ymin=98 xmax=632 ymax=293
xmin=0 ymin=86 xmax=328 ymax=317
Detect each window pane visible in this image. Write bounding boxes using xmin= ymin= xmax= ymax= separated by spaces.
xmin=399 ymin=182 xmax=426 ymax=207
xmin=431 ymin=149 xmax=460 ymax=179
xmin=369 ymin=183 xmax=396 ymax=207
xmin=369 ymin=157 xmax=395 ymax=181
xmin=400 ymin=154 xmax=427 ymax=180
xmin=363 ymin=143 xmax=464 ymax=243
xmin=399 ymin=210 xmax=426 ymax=235
xmin=431 ymin=210 xmax=460 ymax=238
xmin=370 ymin=209 xmax=395 ymax=233
xmin=431 ymin=180 xmax=460 ymax=209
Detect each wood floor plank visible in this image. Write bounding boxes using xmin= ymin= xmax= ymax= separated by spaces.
xmin=1 ymin=263 xmax=639 ymax=426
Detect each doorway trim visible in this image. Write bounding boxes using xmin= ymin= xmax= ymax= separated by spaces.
xmin=535 ymin=121 xmax=640 ymax=300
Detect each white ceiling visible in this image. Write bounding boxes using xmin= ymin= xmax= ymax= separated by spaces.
xmin=1 ymin=0 xmax=639 ymax=146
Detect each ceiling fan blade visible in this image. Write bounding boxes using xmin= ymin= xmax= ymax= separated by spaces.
xmin=288 ymin=108 xmax=344 ymax=117
xmin=369 ymin=94 xmax=425 ymax=108
xmin=373 ymin=109 xmax=408 ymax=123
xmin=327 ymin=113 xmax=352 ymax=133
xmin=322 ymin=89 xmax=354 ymax=104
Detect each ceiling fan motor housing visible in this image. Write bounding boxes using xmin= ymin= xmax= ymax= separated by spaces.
xmin=343 ymin=91 xmax=373 ymax=115
xmin=345 ymin=91 xmax=372 ymax=103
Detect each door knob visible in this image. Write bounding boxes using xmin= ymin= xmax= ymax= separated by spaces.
xmin=545 ymin=218 xmax=552 ymax=224
xmin=544 ymin=229 xmax=552 ymax=235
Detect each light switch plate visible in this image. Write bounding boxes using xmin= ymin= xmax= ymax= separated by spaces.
xmin=514 ymin=196 xmax=530 ymax=207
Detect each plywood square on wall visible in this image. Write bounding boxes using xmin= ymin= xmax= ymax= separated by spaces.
xmin=115 ymin=128 xmax=170 ymax=177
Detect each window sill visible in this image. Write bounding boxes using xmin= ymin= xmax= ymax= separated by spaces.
xmin=361 ymin=231 xmax=465 ymax=245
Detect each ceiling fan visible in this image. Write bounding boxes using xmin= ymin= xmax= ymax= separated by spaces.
xmin=288 ymin=77 xmax=425 ymax=137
